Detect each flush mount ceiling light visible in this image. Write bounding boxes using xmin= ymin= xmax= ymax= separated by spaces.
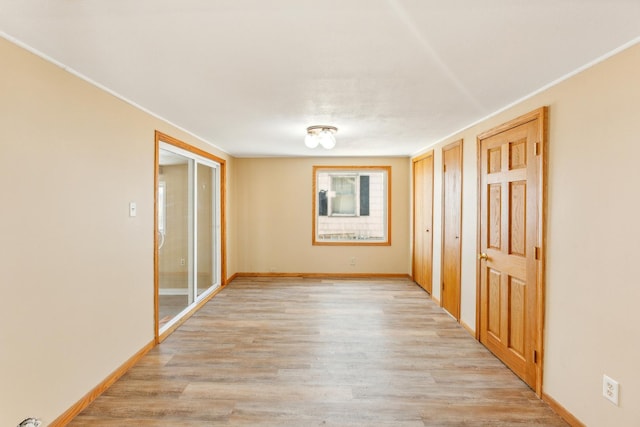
xmin=305 ymin=125 xmax=338 ymax=149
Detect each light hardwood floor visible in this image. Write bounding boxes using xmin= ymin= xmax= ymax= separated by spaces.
xmin=71 ymin=277 xmax=567 ymax=426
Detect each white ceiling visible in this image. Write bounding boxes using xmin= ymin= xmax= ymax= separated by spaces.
xmin=1 ymin=1 xmax=639 ymax=157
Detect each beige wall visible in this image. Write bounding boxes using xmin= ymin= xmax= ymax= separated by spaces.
xmin=0 ymin=37 xmax=234 ymax=426
xmin=415 ymin=43 xmax=640 ymax=425
xmin=234 ymin=157 xmax=410 ymax=274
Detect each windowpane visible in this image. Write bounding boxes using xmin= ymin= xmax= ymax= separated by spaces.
xmin=330 ymin=176 xmax=357 ymax=215
xmin=313 ymin=166 xmax=390 ymax=245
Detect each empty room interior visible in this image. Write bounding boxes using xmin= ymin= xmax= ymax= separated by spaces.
xmin=1 ymin=2 xmax=639 ymax=426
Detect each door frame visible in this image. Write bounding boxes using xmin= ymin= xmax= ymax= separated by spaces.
xmin=412 ymin=150 xmax=434 ymax=292
xmin=475 ymin=107 xmax=548 ymax=395
xmin=154 ymin=131 xmax=227 ymax=344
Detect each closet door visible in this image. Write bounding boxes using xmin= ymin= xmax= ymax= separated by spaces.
xmin=441 ymin=141 xmax=462 ymax=319
xmin=413 ymin=153 xmax=434 ymax=293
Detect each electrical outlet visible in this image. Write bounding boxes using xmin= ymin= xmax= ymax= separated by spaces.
xmin=603 ymin=375 xmax=619 ymax=406
xmin=350 ymin=257 xmax=356 ymax=266
xmin=180 ymin=258 xmax=185 ymax=266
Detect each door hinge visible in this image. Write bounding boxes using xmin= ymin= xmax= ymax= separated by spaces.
xmin=535 ymin=246 xmax=541 ymax=260
xmin=533 ymin=350 xmax=538 ymax=363
xmin=535 ymin=142 xmax=541 ymax=156
xmin=443 ymin=164 xmax=447 ymax=172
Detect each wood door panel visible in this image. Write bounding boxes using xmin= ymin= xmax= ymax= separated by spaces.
xmin=509 ymin=181 xmax=527 ymax=256
xmin=413 ymin=154 xmax=433 ymax=293
xmin=488 ymin=184 xmax=501 ymax=250
xmin=423 ymin=156 xmax=434 ymax=292
xmin=509 ymin=139 xmax=527 ymax=170
xmin=487 ymin=268 xmax=501 ymax=337
xmin=414 ymin=159 xmax=425 ymax=287
xmin=442 ymin=141 xmax=462 ymax=319
xmin=478 ymin=108 xmax=546 ymax=393
xmin=508 ymin=276 xmax=526 ymax=357
xmin=488 ymin=147 xmax=502 ymax=173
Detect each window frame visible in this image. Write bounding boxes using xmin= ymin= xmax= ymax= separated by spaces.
xmin=312 ymin=165 xmax=391 ymax=246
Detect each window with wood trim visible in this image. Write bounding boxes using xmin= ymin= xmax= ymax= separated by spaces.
xmin=313 ymin=166 xmax=390 ymax=245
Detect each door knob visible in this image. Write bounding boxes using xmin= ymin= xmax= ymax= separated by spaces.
xmin=478 ymin=252 xmax=489 ymax=261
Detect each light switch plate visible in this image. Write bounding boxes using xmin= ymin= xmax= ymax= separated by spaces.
xmin=129 ymin=202 xmax=137 ymax=217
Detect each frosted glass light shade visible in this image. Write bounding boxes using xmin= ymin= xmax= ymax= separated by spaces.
xmin=305 ymin=133 xmax=319 ymax=148
xmin=305 ymin=125 xmax=337 ymax=149
xmin=318 ymin=130 xmax=336 ymax=149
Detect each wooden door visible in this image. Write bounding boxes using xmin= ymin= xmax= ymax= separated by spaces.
xmin=441 ymin=141 xmax=462 ymax=319
xmin=413 ymin=153 xmax=434 ymax=293
xmin=478 ymin=108 xmax=546 ymax=393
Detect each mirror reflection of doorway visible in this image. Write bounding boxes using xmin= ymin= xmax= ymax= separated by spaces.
xmin=156 ymin=136 xmax=221 ymax=338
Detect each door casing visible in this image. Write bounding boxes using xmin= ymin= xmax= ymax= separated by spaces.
xmin=154 ymin=131 xmax=227 ymax=344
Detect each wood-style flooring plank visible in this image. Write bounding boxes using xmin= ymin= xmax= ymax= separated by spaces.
xmin=70 ymin=277 xmax=567 ymax=426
